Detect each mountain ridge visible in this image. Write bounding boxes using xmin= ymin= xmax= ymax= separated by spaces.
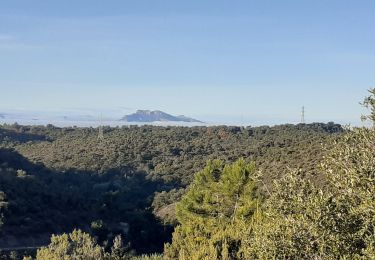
xmin=120 ymin=110 xmax=203 ymax=123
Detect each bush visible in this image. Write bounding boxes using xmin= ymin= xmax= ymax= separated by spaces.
xmin=36 ymin=229 xmax=106 ymax=260
xmin=246 ymin=128 xmax=375 ymax=259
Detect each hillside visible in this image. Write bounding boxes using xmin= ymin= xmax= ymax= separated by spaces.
xmin=0 ymin=123 xmax=343 ymax=256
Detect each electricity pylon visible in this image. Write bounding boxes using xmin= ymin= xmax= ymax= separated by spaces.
xmin=301 ymin=106 xmax=305 ymax=124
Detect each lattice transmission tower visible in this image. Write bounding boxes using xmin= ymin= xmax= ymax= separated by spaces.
xmin=301 ymin=106 xmax=305 ymax=124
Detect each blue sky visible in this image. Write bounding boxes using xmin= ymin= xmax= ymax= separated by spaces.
xmin=0 ymin=1 xmax=374 ymax=125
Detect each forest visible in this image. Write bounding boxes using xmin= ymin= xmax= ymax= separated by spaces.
xmin=0 ymin=91 xmax=374 ymax=259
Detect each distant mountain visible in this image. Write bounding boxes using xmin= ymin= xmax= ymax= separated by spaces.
xmin=0 ymin=114 xmax=4 ymax=119
xmin=120 ymin=110 xmax=203 ymax=123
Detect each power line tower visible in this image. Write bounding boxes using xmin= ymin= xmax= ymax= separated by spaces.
xmin=98 ymin=114 xmax=104 ymax=140
xmin=301 ymin=106 xmax=305 ymax=124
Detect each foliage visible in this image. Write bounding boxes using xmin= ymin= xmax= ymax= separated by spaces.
xmin=361 ymin=88 xmax=375 ymax=124
xmin=2 ymin=123 xmax=342 ymax=188
xmin=0 ymin=148 xmax=169 ymax=254
xmin=36 ymin=229 xmax=106 ymax=260
xmin=23 ymin=229 xmax=160 ymax=260
xmin=152 ymin=188 xmax=186 ymax=225
xmin=245 ymin=128 xmax=375 ymax=259
xmin=164 ymin=159 xmax=261 ymax=259
xmin=3 ymin=90 xmax=374 ymax=259
xmin=0 ymin=123 xmax=342 ymax=255
xmin=131 ymin=254 xmax=163 ymax=260
xmin=163 ymin=126 xmax=375 ymax=259
xmin=110 ymin=234 xmax=134 ymax=260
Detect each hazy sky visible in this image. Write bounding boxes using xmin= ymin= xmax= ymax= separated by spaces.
xmin=0 ymin=1 xmax=374 ymax=125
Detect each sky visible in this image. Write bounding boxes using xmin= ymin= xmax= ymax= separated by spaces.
xmin=0 ymin=0 xmax=374 ymax=125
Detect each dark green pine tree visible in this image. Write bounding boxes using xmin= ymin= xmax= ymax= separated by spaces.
xmin=165 ymin=159 xmax=261 ymax=260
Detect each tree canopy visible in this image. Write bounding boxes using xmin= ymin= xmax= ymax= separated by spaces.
xmin=165 ymin=128 xmax=375 ymax=259
xmin=0 ymin=122 xmax=346 ymax=258
xmin=36 ymin=229 xmax=106 ymax=260
xmin=165 ymin=159 xmax=261 ymax=259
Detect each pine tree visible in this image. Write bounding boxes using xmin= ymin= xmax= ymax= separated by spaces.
xmin=164 ymin=159 xmax=261 ymax=259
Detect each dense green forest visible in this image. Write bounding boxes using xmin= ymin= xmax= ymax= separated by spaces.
xmin=164 ymin=127 xmax=375 ymax=259
xmin=0 ymin=121 xmax=344 ymax=259
xmin=1 ymin=89 xmax=375 ymax=259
